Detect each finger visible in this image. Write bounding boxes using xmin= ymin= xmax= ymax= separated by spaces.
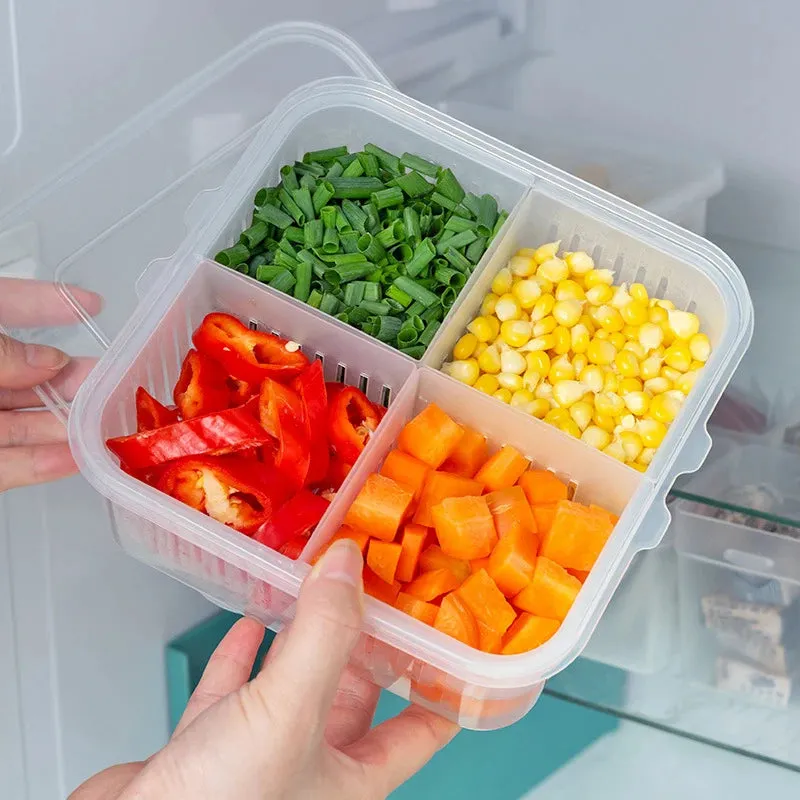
xmin=0 ymin=356 xmax=96 ymax=410
xmin=0 ymin=334 xmax=70 ymax=389
xmin=0 ymin=278 xmax=102 ymax=328
xmin=256 ymin=539 xmax=364 ymax=735
xmin=0 ymin=443 xmax=77 ymax=492
xmin=0 ymin=410 xmax=68 ymax=446
xmin=173 ymin=617 xmax=265 ymax=736
xmin=325 ymin=665 xmax=381 ymax=749
xmin=68 ymin=761 xmax=146 ymax=799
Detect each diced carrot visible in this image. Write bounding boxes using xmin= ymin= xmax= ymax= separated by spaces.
xmin=518 ymin=470 xmax=569 ymax=506
xmin=567 ymin=568 xmax=590 ymax=583
xmin=501 ymin=613 xmax=560 ymax=655
xmin=456 ymin=569 xmax=516 ymax=636
xmin=311 ymin=525 xmax=369 ymax=564
xmin=367 ymin=540 xmax=403 ymax=585
xmin=470 ymin=557 xmax=491 ymax=574
xmin=487 ymin=522 xmax=539 ymax=597
xmin=532 ymin=504 xmax=557 ymax=536
xmin=432 ymin=495 xmax=498 ymax=560
xmin=397 ymin=403 xmax=465 ymax=468
xmin=540 ymin=500 xmax=615 ymax=571
xmin=485 ymin=485 xmax=537 ymax=538
xmin=590 ymin=504 xmax=620 ymax=526
xmin=344 ymin=474 xmax=414 ymax=542
xmin=512 ymin=556 xmax=581 ymax=621
xmin=405 ymin=568 xmax=461 ymax=602
xmin=475 ymin=445 xmax=530 ymax=491
xmin=363 ymin=566 xmax=401 ymax=605
xmin=440 ymin=427 xmax=488 ymax=478
xmin=477 ymin=621 xmax=504 ymax=654
xmin=419 ymin=544 xmax=470 ymax=582
xmin=395 ymin=592 xmax=439 ymax=626
xmin=396 ymin=524 xmax=428 ymax=582
xmin=434 ymin=592 xmax=480 ymax=648
xmin=380 ymin=449 xmax=431 ymax=501
xmin=413 ymin=471 xmax=484 ymax=527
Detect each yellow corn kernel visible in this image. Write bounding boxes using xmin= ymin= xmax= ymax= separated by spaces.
xmin=639 ymin=447 xmax=656 ymax=466
xmin=570 ymin=400 xmax=594 ymax=431
xmin=491 ymin=268 xmax=514 ymax=296
xmin=556 ymin=279 xmax=586 ymax=301
xmin=552 ymin=299 xmax=583 ymax=328
xmin=495 ymin=294 xmax=521 ymax=323
xmin=453 ymin=332 xmax=478 ymax=360
xmin=581 ymin=425 xmax=611 ymax=450
xmin=621 ymin=325 xmax=640 ymax=341
xmin=690 ymin=360 xmax=704 ymax=371
xmin=522 ymin=368 xmax=541 ymax=392
xmin=587 ymin=338 xmax=617 ymax=366
xmin=640 ymin=355 xmax=662 ymax=380
xmin=595 ymin=392 xmax=625 ymax=417
xmin=493 ymin=388 xmax=512 ymax=404
xmin=497 ymin=372 xmax=523 ymax=392
xmin=586 ymin=284 xmax=614 ymax=306
xmin=512 ymin=279 xmax=542 ymax=309
xmin=637 ymin=419 xmax=667 ymax=448
xmin=603 ymin=371 xmax=620 ymax=394
xmin=572 ymin=353 xmax=588 ymax=374
xmin=648 ymin=306 xmax=667 ymax=326
xmin=644 ymin=376 xmax=672 ymax=395
xmin=569 ymin=323 xmax=590 ymax=355
xmin=549 ymin=354 xmax=576 ymax=383
xmin=500 ymin=319 xmax=532 ymax=348
xmin=538 ymin=257 xmax=569 ymax=283
xmin=629 ymin=283 xmax=649 ymax=305
xmin=444 ymin=359 xmax=479 ymax=385
xmin=578 ymin=313 xmax=596 ymax=334
xmin=521 ymin=334 xmax=556 ymax=352
xmin=656 ymin=299 xmax=675 ymax=310
xmin=622 ymin=340 xmax=646 ymax=359
xmin=553 ymin=326 xmax=571 ymax=355
xmin=533 ymin=241 xmax=560 ymax=264
xmin=481 ymin=293 xmax=499 ymax=316
xmin=621 ymin=300 xmax=648 ymax=326
xmin=619 ymin=377 xmax=644 ymax=395
xmin=517 ymin=247 xmax=538 ymax=258
xmin=531 ymin=294 xmax=555 ymax=322
xmin=675 ymin=370 xmax=698 ymax=395
xmin=661 ymin=366 xmax=682 ymax=382
xmin=533 ymin=315 xmax=558 ymax=337
xmin=611 ymin=284 xmax=632 ymax=308
xmin=593 ymin=412 xmax=616 ymax=433
xmin=614 ymin=350 xmax=640 ymax=378
xmin=510 ymin=389 xmax=535 ymax=409
xmin=553 ymin=380 xmax=587 ymax=408
xmin=650 ymin=391 xmax=683 ymax=424
xmin=609 ymin=333 xmax=626 ymax=351
xmin=689 ymin=333 xmax=711 ymax=362
xmin=474 ymin=374 xmax=500 ymax=395
xmin=668 ymin=310 xmax=700 ymax=340
xmin=473 ymin=341 xmax=488 ymax=358
xmin=558 ymin=419 xmax=582 ymax=438
xmin=534 ymin=380 xmax=554 ymax=402
xmin=535 ymin=275 xmax=554 ymax=295
xmin=526 ymin=351 xmax=551 ymax=375
xmin=629 ymin=461 xmax=648 ymax=473
xmin=500 ymin=349 xmax=527 ymax=375
xmin=530 ymin=398 xmax=551 ymax=418
xmin=468 ymin=316 xmax=493 ymax=342
xmin=545 ymin=407 xmax=571 ymax=426
xmin=565 ymin=250 xmax=595 ymax=275
xmin=620 ymin=431 xmax=644 ymax=462
xmin=595 ymin=328 xmax=610 ymax=340
xmin=603 ymin=438 xmax=627 ymax=462
xmin=620 ymin=413 xmax=637 ymax=430
xmin=584 ymin=268 xmax=615 ymax=288
xmin=509 ymin=254 xmax=537 ymax=277
xmin=580 ymin=365 xmax=605 ymax=394
xmin=664 ymin=342 xmax=692 ymax=372
xmin=477 ymin=344 xmax=502 ymax=374
xmin=638 ymin=322 xmax=664 ymax=351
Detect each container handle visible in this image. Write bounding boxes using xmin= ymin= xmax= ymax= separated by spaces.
xmin=633 ymin=499 xmax=673 ymax=551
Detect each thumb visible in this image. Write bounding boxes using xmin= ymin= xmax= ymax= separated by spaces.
xmin=255 ymin=539 xmax=364 ymax=735
xmin=0 ymin=334 xmax=70 ymax=389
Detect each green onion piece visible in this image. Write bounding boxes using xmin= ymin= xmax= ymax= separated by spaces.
xmin=444 ymin=215 xmax=477 ymax=234
xmin=384 ymin=207 xmax=402 ymax=223
xmin=435 ymin=167 xmax=466 ymax=204
xmin=296 ymin=160 xmax=326 ymax=177
xmin=399 ymin=152 xmax=439 ymax=178
xmin=374 ymin=315 xmax=402 ymax=342
xmin=360 ymin=300 xmax=391 ymax=316
xmin=325 ymin=161 xmax=344 ymax=179
xmin=319 ymin=293 xmax=340 ymax=315
xmin=419 ymin=212 xmax=432 ymax=236
xmin=475 ymin=193 xmax=499 ymax=237
xmin=330 ymin=253 xmax=368 ymax=266
xmin=322 ymin=226 xmax=338 ymax=255
xmin=466 ymin=236 xmax=487 ymax=264
xmin=362 ymin=202 xmax=380 ymax=232
xmin=333 ymin=208 xmax=350 ymax=233
xmin=430 ymin=192 xmax=458 ymax=212
xmin=454 ymin=203 xmax=475 ymax=220
xmin=304 ymin=219 xmax=324 ymax=249
xmin=386 ymin=284 xmax=413 ymax=308
xmin=397 ymin=319 xmax=420 ymax=347
xmin=366 ymin=268 xmax=383 ymax=283
xmin=462 ymin=193 xmax=481 ymax=217
xmin=391 ymin=243 xmax=413 ymax=262
xmin=294 ymin=260 xmax=312 ymax=302
xmin=362 ymin=283 xmax=381 ymax=302
xmin=299 ymin=173 xmax=317 ymax=191
xmin=400 ymin=345 xmax=425 ymax=359
xmin=274 ymin=251 xmax=298 ymax=271
xmin=421 ymin=303 xmax=444 ymax=322
xmin=394 ymin=170 xmax=433 ymax=198
xmin=348 ymin=306 xmax=370 ymax=325
xmin=329 ymin=177 xmax=385 ymax=199
xmin=342 ymin=157 xmax=364 ymax=178
xmin=324 ymin=262 xmax=375 ymax=286
xmin=320 ymin=206 xmax=336 ymax=229
xmin=393 ymin=276 xmax=438 ymax=308
xmin=371 ymin=186 xmax=404 ymax=210
xmin=436 ymin=228 xmax=477 ymax=255
xmin=335 ymin=311 xmax=350 ymax=324
xmin=491 ymin=210 xmax=509 ymax=239
xmin=291 ymin=188 xmax=315 ymax=224
xmin=364 ymin=143 xmax=401 ymax=175
xmin=341 ymin=199 xmax=368 ymax=232
xmin=297 ymin=249 xmax=328 ymax=279
xmin=256 ymin=264 xmax=283 ymax=283
xmin=247 ymin=254 xmax=267 ymax=278
xmin=281 ymin=165 xmax=300 ymax=192
xmin=277 ymin=236 xmax=298 ymax=257
xmin=405 ymin=239 xmax=436 ymax=278
xmin=338 ymin=153 xmax=359 ymax=168
xmin=358 ymin=152 xmax=380 ymax=177
xmin=357 ymin=232 xmax=386 ymax=263
xmin=344 ymin=281 xmax=367 ymax=307
xmin=385 ymin=299 xmax=404 ymax=313
xmin=304 ymin=146 xmax=348 ymax=164
xmin=312 ymin=181 xmax=335 ymax=213
xmin=376 ymin=220 xmax=405 ymax=248
xmin=434 ymin=266 xmax=467 ymax=289
xmin=440 ymin=286 xmax=458 ymax=309
xmin=340 ymin=231 xmax=360 ymax=253
xmin=444 ymin=247 xmax=473 ymax=273
xmin=239 ymin=221 xmax=268 ymax=249
xmin=419 ymin=320 xmax=441 ymax=347
xmin=282 ymin=226 xmax=305 ymax=244
xmin=428 ymin=215 xmax=444 ymax=236
xmin=215 ymin=243 xmax=250 ymax=267
xmin=254 ymin=186 xmax=278 ymax=207
xmin=269 ymin=269 xmax=296 ymax=294
xmin=307 ymin=289 xmax=323 ymax=309
xmin=255 ymin=203 xmax=293 ymax=230
xmin=403 ymin=207 xmax=421 ymax=243
xmin=278 ymin=188 xmax=305 ymax=225
xmin=406 ymin=300 xmax=425 ymax=316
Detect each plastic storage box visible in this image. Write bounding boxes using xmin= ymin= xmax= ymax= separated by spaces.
xmin=11 ymin=23 xmax=752 ymax=729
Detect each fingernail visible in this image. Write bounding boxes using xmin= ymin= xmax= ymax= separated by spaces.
xmin=25 ymin=344 xmax=69 ymax=371
xmin=310 ymin=539 xmax=363 ymax=588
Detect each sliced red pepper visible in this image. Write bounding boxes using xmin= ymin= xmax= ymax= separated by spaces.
xmin=259 ymin=378 xmax=311 ymax=490
xmin=193 ymin=312 xmax=309 ymax=384
xmin=278 ymin=535 xmax=309 ymax=560
xmin=328 ymin=385 xmax=385 ymax=464
xmin=107 ymin=402 xmax=272 ymax=471
xmin=173 ymin=349 xmax=230 ymax=419
xmin=226 ymin=376 xmax=258 ymax=407
xmin=135 ymin=387 xmax=180 ymax=433
xmin=253 ymin=490 xmax=330 ymax=550
xmin=293 ymin=360 xmax=329 ymax=485
xmin=316 ymin=453 xmax=354 ymax=492
xmin=157 ymin=455 xmax=291 ymax=534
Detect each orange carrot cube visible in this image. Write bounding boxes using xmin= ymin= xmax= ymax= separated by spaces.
xmin=367 ymin=539 xmax=403 ymax=585
xmin=470 ymin=557 xmax=491 ymax=574
xmin=432 ymin=495 xmax=498 ymax=560
xmin=475 ymin=445 xmax=530 ymax=491
xmin=311 ymin=525 xmax=369 ymax=564
xmin=456 ymin=568 xmax=516 ymax=636
xmin=380 ymin=449 xmax=431 ymax=501
xmin=540 ymin=500 xmax=615 ymax=571
xmin=395 ymin=592 xmax=439 ymax=626
xmin=344 ymin=474 xmax=414 ymax=542
xmin=418 ymin=544 xmax=470 ymax=582
xmin=398 ymin=403 xmax=465 ymax=468
xmin=501 ymin=614 xmax=560 ymax=655
xmin=512 ymin=556 xmax=581 ymax=621
xmin=405 ymin=568 xmax=461 ymax=602
xmin=518 ymin=470 xmax=569 ymax=506
xmin=395 ymin=523 xmax=428 ymax=582
xmin=532 ymin=504 xmax=557 ymax=536
xmin=363 ymin=567 xmax=401 ymax=605
xmin=440 ymin=427 xmax=489 ymax=478
xmin=434 ymin=592 xmax=480 ymax=649
xmin=413 ymin=471 xmax=483 ymax=527
xmin=488 ymin=522 xmax=539 ymax=597
xmin=485 ymin=485 xmax=537 ymax=538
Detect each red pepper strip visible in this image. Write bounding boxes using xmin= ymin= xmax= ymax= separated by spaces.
xmin=107 ymin=402 xmax=272 ymax=471
xmin=254 ymin=490 xmax=330 ymax=550
xmin=192 ymin=312 xmax=309 ymax=384
xmin=316 ymin=453 xmax=353 ymax=492
xmin=328 ymin=385 xmax=385 ymax=464
xmin=293 ymin=360 xmax=329 ymax=485
xmin=173 ymin=349 xmax=230 ymax=419
xmin=278 ymin=535 xmax=308 ymax=560
xmin=135 ymin=387 xmax=180 ymax=433
xmin=157 ymin=455 xmax=291 ymax=534
xmin=259 ymin=378 xmax=311 ymax=490
xmin=226 ymin=376 xmax=258 ymax=407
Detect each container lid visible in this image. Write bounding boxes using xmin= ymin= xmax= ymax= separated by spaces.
xmin=0 ymin=21 xmax=389 ymax=420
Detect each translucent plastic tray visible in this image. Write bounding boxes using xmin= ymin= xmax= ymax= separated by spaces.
xmin=57 ymin=62 xmax=753 ymax=728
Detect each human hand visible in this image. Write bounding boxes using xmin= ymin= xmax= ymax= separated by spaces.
xmin=0 ymin=278 xmax=101 ymax=491
xmin=71 ymin=540 xmax=459 ymax=800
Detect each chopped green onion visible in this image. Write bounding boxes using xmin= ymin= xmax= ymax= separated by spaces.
xmin=341 ymin=199 xmax=368 ymax=232
xmin=371 ymin=186 xmax=404 ymax=210
xmin=444 ymin=247 xmax=473 ymax=273
xmin=325 ymin=161 xmax=344 ymax=179
xmin=307 ymin=289 xmax=323 ymax=309
xmin=256 ymin=264 xmax=283 ymax=283
xmin=357 ymin=232 xmax=386 ymax=263
xmin=277 ymin=237 xmax=297 ymax=257
xmin=434 ymin=266 xmax=467 ymax=289
xmin=360 ymin=300 xmax=391 ymax=316
xmin=283 ymin=226 xmax=305 ymax=244
xmin=215 ymin=243 xmax=250 ymax=267
xmin=419 ymin=320 xmax=441 ymax=347
xmin=444 ymin=215 xmax=477 ymax=233
xmin=405 ymin=239 xmax=436 ymax=277
xmin=365 ymin=143 xmax=401 ymax=175
xmin=247 ymin=254 xmax=267 ymax=279
xmin=430 ymin=192 xmax=458 ymax=212
xmin=278 ymin=188 xmax=305 ymax=225
xmin=400 ymin=152 xmax=439 ymax=178
xmin=299 ymin=173 xmax=317 ymax=191
xmin=392 ymin=243 xmax=413 ymax=263
xmin=374 ymin=315 xmax=402 ymax=342
xmin=255 ymin=203 xmax=293 ymax=230
xmin=348 ymin=306 xmax=370 ymax=326
xmin=398 ymin=319 xmax=420 ymax=347
xmin=324 ymin=262 xmax=375 ymax=286
xmin=394 ymin=170 xmax=433 ymax=198
xmin=339 ymin=230 xmax=360 ymax=253
xmin=466 ymin=236 xmax=487 ymax=264
xmin=254 ymin=186 xmax=279 ymax=207
xmin=491 ymin=210 xmax=509 ymax=239
xmin=422 ymin=303 xmax=444 ymax=323
xmin=344 ymin=281 xmax=367 ymax=307
xmin=322 ymin=225 xmax=338 ymax=254
xmin=274 ymin=250 xmax=298 ymax=270
xmin=291 ymin=187 xmax=315 ymax=223
xmin=280 ymin=165 xmax=299 ymax=191
xmin=436 ymin=228 xmax=477 ymax=255
xmin=239 ymin=221 xmax=269 ymax=250
xmin=294 ymin=261 xmax=312 ymax=302
xmin=435 ymin=168 xmax=466 ymax=204
xmin=454 ymin=203 xmax=474 ymax=220
xmin=329 ymin=177 xmax=385 ymax=199
xmin=476 ymin=193 xmax=498 ymax=237
xmin=304 ymin=219 xmax=324 ymax=249
xmin=304 ymin=146 xmax=348 ymax=164
xmin=330 ymin=253 xmax=368 ymax=266
xmin=297 ymin=249 xmax=328 ymax=279
xmin=335 ymin=311 xmax=350 ymax=324
xmin=342 ymin=157 xmax=364 ymax=178
xmin=269 ymin=269 xmax=296 ymax=294
xmin=319 ymin=293 xmax=340 ymax=315
xmin=386 ymin=284 xmax=413 ymax=308
xmin=400 ymin=345 xmax=426 ymax=359
xmin=359 ymin=152 xmax=380 ymax=177
xmin=312 ymin=181 xmax=335 ymax=213
xmin=376 ymin=221 xmax=405 ymax=248
xmin=393 ymin=276 xmax=439 ymax=308
xmin=403 ymin=206 xmax=421 ymax=243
